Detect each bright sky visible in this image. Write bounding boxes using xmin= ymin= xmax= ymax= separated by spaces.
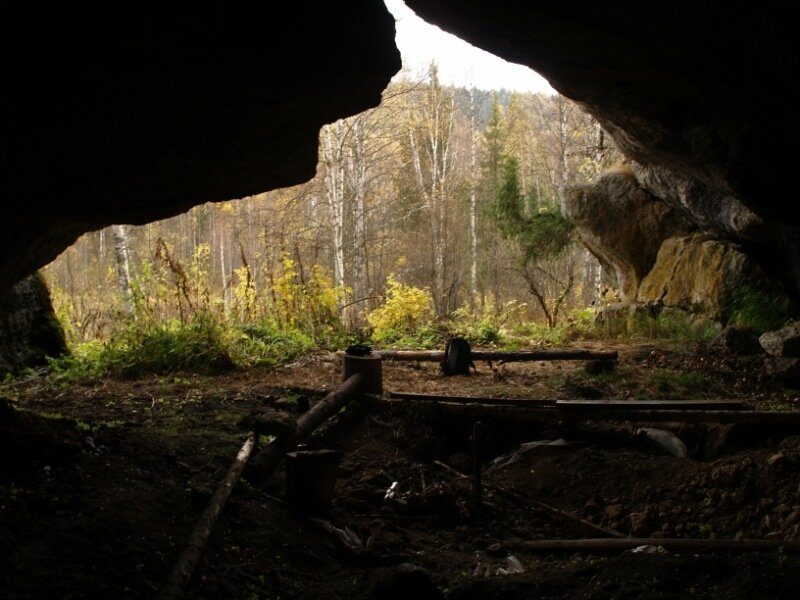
xmin=384 ymin=0 xmax=555 ymax=94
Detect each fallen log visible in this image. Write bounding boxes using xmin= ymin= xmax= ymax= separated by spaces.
xmin=247 ymin=373 xmax=363 ymax=483
xmin=513 ymin=537 xmax=800 ymax=555
xmin=159 ymin=433 xmax=256 ymax=599
xmin=376 ymin=348 xmax=618 ymax=363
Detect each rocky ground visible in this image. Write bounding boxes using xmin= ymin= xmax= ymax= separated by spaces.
xmin=2 ymin=340 xmax=800 ymax=598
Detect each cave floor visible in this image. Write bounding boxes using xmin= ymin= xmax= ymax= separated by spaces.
xmin=2 ymin=340 xmax=800 ymax=599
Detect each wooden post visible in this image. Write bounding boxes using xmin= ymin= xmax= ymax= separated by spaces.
xmin=472 ymin=421 xmax=483 ymax=508
xmin=342 ymin=352 xmax=382 ymax=395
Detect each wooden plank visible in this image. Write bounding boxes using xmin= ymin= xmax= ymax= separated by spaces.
xmin=389 ymin=391 xmax=556 ymax=406
xmin=513 ymin=537 xmax=800 ymax=555
xmin=557 ymin=409 xmax=800 ymax=425
xmin=391 ymin=400 xmax=800 ymax=426
xmin=557 ymin=399 xmax=744 ymax=410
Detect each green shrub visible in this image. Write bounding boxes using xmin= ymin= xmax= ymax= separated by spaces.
xmin=725 ymin=284 xmax=792 ymax=333
xmin=237 ymin=320 xmax=314 ymax=366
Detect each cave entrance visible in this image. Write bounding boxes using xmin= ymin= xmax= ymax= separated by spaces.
xmin=37 ymin=0 xmax=614 ymax=361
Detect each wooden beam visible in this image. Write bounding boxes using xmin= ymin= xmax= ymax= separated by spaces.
xmin=247 ymin=373 xmax=363 ymax=483
xmin=558 ymin=409 xmax=800 ymax=425
xmin=513 ymin=538 xmax=800 ymax=555
xmin=389 ymin=391 xmax=556 ymax=407
xmin=556 ymin=399 xmax=744 ymax=411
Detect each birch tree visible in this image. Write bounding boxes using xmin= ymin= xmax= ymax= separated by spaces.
xmin=408 ymin=63 xmax=456 ymax=317
xmin=112 ymin=224 xmax=134 ymax=317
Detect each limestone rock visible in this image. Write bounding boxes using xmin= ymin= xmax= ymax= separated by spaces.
xmin=0 ymin=274 xmax=68 ymax=375
xmin=637 ymin=234 xmax=773 ymax=317
xmin=759 ymin=325 xmax=800 ymax=358
xmin=564 ymin=171 xmax=693 ymax=300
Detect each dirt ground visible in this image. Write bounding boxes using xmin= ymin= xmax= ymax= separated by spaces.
xmin=2 ymin=340 xmax=800 ymax=599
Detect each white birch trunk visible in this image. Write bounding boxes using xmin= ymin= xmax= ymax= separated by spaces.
xmin=469 ymin=86 xmax=478 ymax=309
xmin=112 ymin=224 xmax=134 ymax=317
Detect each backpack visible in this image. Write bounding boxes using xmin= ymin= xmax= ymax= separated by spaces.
xmin=441 ymin=336 xmax=475 ymax=376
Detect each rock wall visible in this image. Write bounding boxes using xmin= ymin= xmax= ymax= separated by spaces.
xmin=564 ymin=171 xmax=694 ymax=299
xmin=2 ymin=3 xmax=401 ymax=293
xmin=565 ymin=169 xmax=789 ymax=319
xmin=637 ymin=234 xmax=773 ymax=317
xmin=0 ymin=274 xmax=67 ymax=375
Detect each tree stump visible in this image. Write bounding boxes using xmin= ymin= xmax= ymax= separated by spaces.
xmin=342 ymin=353 xmax=382 ymax=395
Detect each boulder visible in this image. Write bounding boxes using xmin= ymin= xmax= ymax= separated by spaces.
xmin=0 ymin=274 xmax=68 ymax=375
xmin=759 ymin=325 xmax=800 ymax=358
xmin=564 ymin=171 xmax=694 ymax=301
xmin=718 ymin=325 xmax=764 ymax=356
xmin=637 ymin=234 xmax=778 ymax=318
xmin=764 ymin=358 xmax=800 ymax=387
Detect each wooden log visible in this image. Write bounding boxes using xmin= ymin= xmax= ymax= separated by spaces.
xmin=473 ymin=349 xmax=618 ymax=362
xmin=376 ymin=348 xmax=618 ymax=363
xmin=513 ymin=537 xmax=800 ymax=555
xmin=247 ymin=374 xmax=363 ymax=482
xmin=389 ymin=391 xmax=556 ymax=406
xmin=556 ymin=399 xmax=744 ymax=410
xmin=159 ymin=433 xmax=256 ymax=599
xmin=342 ymin=353 xmax=382 ymax=395
xmin=377 ymin=350 xmax=445 ymax=362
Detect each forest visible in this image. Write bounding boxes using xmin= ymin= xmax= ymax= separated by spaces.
xmin=42 ymin=64 xmax=624 ymax=376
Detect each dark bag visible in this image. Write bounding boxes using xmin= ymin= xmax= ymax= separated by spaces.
xmin=441 ymin=337 xmax=475 ymax=376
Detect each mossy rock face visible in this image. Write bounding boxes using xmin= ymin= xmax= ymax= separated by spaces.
xmin=0 ymin=273 xmax=68 ymax=374
xmin=637 ymin=234 xmax=788 ymax=321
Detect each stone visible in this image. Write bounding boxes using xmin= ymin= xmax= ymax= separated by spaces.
xmin=604 ymin=503 xmax=623 ymax=519
xmin=564 ymin=171 xmax=693 ymax=301
xmin=718 ymin=325 xmax=764 ymax=356
xmin=629 ymin=511 xmax=651 ymax=536
xmin=759 ymin=325 xmax=800 ymax=358
xmin=448 ymin=453 xmax=473 ymax=474
xmin=368 ymin=563 xmax=443 ymax=600
xmin=765 ymin=358 xmax=800 ymax=387
xmin=637 ymin=234 xmax=779 ymax=318
xmin=0 ymin=273 xmax=68 ymax=375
